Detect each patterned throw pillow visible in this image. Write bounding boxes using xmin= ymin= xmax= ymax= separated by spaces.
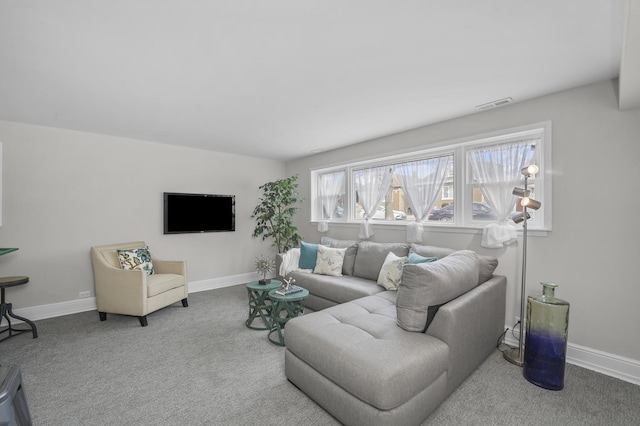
xmin=377 ymin=252 xmax=407 ymax=290
xmin=117 ymin=246 xmax=154 ymax=275
xmin=313 ymin=246 xmax=347 ymax=276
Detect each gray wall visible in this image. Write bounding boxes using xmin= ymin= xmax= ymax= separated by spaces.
xmin=285 ymin=79 xmax=640 ymax=362
xmin=0 ymin=120 xmax=284 ymax=307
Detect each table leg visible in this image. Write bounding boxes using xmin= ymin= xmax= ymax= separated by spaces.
xmin=0 ymin=302 xmax=38 ymax=342
xmin=245 ymin=289 xmax=273 ymax=330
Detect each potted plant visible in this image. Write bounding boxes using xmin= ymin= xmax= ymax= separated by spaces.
xmin=254 ymin=255 xmax=275 ymax=285
xmin=251 ymin=175 xmax=303 ymax=253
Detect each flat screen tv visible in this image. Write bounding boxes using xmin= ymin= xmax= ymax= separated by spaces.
xmin=164 ymin=192 xmax=235 ymax=234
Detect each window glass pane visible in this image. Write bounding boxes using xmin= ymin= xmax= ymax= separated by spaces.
xmin=442 ymin=185 xmax=453 ymax=200
xmin=353 ymin=166 xmax=405 ymax=221
xmin=427 ymin=202 xmax=455 ymax=222
xmin=468 ymin=140 xmax=538 ymax=222
xmin=318 ymin=171 xmax=346 ymax=220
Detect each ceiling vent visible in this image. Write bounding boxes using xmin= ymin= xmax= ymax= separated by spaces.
xmin=475 ymin=97 xmax=513 ymax=110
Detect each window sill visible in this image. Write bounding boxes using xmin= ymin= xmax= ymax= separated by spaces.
xmin=309 ymin=220 xmax=549 ymax=237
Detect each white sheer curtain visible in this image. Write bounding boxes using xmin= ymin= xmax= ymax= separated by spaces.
xmin=317 ymin=171 xmax=345 ymax=233
xmin=468 ymin=139 xmax=537 ymax=248
xmin=353 ymin=166 xmax=394 ymax=239
xmin=396 ymin=156 xmax=452 ymax=243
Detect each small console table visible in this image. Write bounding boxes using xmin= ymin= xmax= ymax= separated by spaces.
xmin=267 ymin=287 xmax=309 ymax=346
xmin=0 ymin=248 xmax=38 ymax=342
xmin=245 ymin=280 xmax=281 ymax=330
xmin=0 ymin=276 xmax=38 ymax=342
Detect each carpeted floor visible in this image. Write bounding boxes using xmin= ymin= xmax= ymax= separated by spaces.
xmin=1 ymin=284 xmax=639 ymax=425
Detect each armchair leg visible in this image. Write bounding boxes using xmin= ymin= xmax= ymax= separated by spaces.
xmin=139 ymin=316 xmax=148 ymax=327
xmin=181 ymin=298 xmax=188 ymax=307
xmin=99 ymin=312 xmax=107 ymax=321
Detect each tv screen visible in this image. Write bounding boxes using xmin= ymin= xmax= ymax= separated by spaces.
xmin=164 ymin=192 xmax=235 ymax=234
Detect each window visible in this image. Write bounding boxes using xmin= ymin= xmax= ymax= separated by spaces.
xmin=317 ymin=170 xmax=346 ymax=220
xmin=442 ymin=185 xmax=453 ymax=200
xmin=310 ymin=122 xmax=551 ymax=232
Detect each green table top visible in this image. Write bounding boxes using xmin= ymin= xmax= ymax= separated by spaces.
xmin=0 ymin=248 xmax=18 ymax=256
xmin=246 ymin=280 xmax=281 ymax=291
xmin=268 ymin=287 xmax=309 ymax=301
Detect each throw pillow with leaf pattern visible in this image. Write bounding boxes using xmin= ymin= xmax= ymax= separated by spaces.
xmin=117 ymin=246 xmax=154 ymax=275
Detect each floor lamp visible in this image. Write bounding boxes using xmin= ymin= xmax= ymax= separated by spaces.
xmin=504 ymin=164 xmax=541 ymax=366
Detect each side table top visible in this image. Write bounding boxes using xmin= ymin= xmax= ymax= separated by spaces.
xmin=246 ymin=280 xmax=281 ymax=291
xmin=268 ymin=287 xmax=309 ymax=301
xmin=0 ymin=248 xmax=18 ymax=256
xmin=0 ymin=276 xmax=29 ymax=288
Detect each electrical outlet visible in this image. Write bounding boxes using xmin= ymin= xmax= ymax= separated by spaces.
xmin=79 ymin=291 xmax=90 ymax=298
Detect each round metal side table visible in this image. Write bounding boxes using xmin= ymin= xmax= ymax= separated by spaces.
xmin=267 ymin=287 xmax=309 ymax=346
xmin=245 ymin=280 xmax=281 ymax=330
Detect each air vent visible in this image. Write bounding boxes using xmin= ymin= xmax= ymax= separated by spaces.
xmin=475 ymin=97 xmax=513 ymax=110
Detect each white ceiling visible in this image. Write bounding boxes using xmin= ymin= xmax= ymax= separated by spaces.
xmin=0 ymin=1 xmax=636 ymax=161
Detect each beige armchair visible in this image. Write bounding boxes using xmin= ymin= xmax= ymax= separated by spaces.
xmin=90 ymin=241 xmax=188 ymax=326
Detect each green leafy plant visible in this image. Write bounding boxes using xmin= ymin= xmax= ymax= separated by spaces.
xmin=251 ymin=175 xmax=303 ymax=253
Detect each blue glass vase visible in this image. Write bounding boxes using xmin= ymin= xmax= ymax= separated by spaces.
xmin=523 ymin=282 xmax=570 ymax=390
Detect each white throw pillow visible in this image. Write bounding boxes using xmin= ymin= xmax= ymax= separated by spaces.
xmin=313 ymin=246 xmax=347 ymax=276
xmin=377 ymin=252 xmax=407 ymax=290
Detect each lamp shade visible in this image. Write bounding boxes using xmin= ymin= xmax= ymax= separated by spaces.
xmin=521 ymin=165 xmax=539 ymax=176
xmin=521 ymin=197 xmax=542 ymax=210
xmin=512 ymin=187 xmax=530 ymax=197
xmin=511 ymin=212 xmax=531 ymax=224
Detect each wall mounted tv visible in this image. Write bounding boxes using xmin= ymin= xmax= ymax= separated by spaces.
xmin=163 ymin=192 xmax=235 ymax=234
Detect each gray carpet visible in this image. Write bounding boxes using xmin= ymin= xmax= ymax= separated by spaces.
xmin=1 ymin=284 xmax=639 ymax=425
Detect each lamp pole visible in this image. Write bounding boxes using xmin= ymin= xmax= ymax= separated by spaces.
xmin=504 ymin=171 xmax=532 ymax=366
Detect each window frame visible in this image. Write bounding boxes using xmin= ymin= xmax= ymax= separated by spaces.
xmin=310 ymin=122 xmax=552 ymax=233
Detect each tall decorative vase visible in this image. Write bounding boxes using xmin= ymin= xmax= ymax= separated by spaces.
xmin=523 ymin=282 xmax=570 ymax=390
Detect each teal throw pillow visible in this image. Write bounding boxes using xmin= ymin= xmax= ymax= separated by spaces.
xmin=407 ymin=251 xmax=437 ymax=265
xmin=299 ymin=241 xmax=319 ymax=270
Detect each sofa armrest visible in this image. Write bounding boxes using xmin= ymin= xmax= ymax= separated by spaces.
xmin=92 ymin=260 xmax=148 ymax=315
xmin=426 ymin=275 xmax=506 ymax=395
xmin=152 ymin=258 xmax=186 ymax=276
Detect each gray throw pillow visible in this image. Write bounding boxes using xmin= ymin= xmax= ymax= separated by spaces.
xmin=320 ymin=237 xmax=359 ymax=276
xmin=353 ymin=242 xmax=410 ymax=281
xmin=410 ymin=243 xmax=498 ymax=284
xmin=396 ymin=250 xmax=480 ymax=332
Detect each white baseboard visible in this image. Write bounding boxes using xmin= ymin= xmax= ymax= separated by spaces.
xmin=10 ymin=297 xmax=99 ymax=322
xmin=187 ymin=272 xmax=259 ymax=293
xmin=504 ymin=330 xmax=640 ymax=386
xmin=6 ymin=288 xmax=639 ymax=387
xmin=8 ymin=272 xmax=262 ymax=323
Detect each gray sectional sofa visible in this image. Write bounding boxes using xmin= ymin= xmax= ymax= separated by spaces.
xmin=276 ymin=237 xmax=507 ymax=426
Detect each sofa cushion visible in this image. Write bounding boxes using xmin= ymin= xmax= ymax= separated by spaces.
xmin=353 ymin=242 xmax=410 ymax=281
xmin=476 ymin=254 xmax=499 ymax=283
xmin=396 ymin=250 xmax=480 ymax=332
xmin=320 ymin=237 xmax=359 ymax=276
xmin=285 ymin=293 xmax=449 ymax=410
xmin=288 ymin=270 xmax=384 ymax=305
xmin=376 ymin=252 xmax=407 ymax=290
xmin=147 ymin=273 xmax=184 ymax=297
xmin=410 ymin=244 xmax=498 ymax=284
xmin=313 ymin=246 xmax=346 ymax=276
